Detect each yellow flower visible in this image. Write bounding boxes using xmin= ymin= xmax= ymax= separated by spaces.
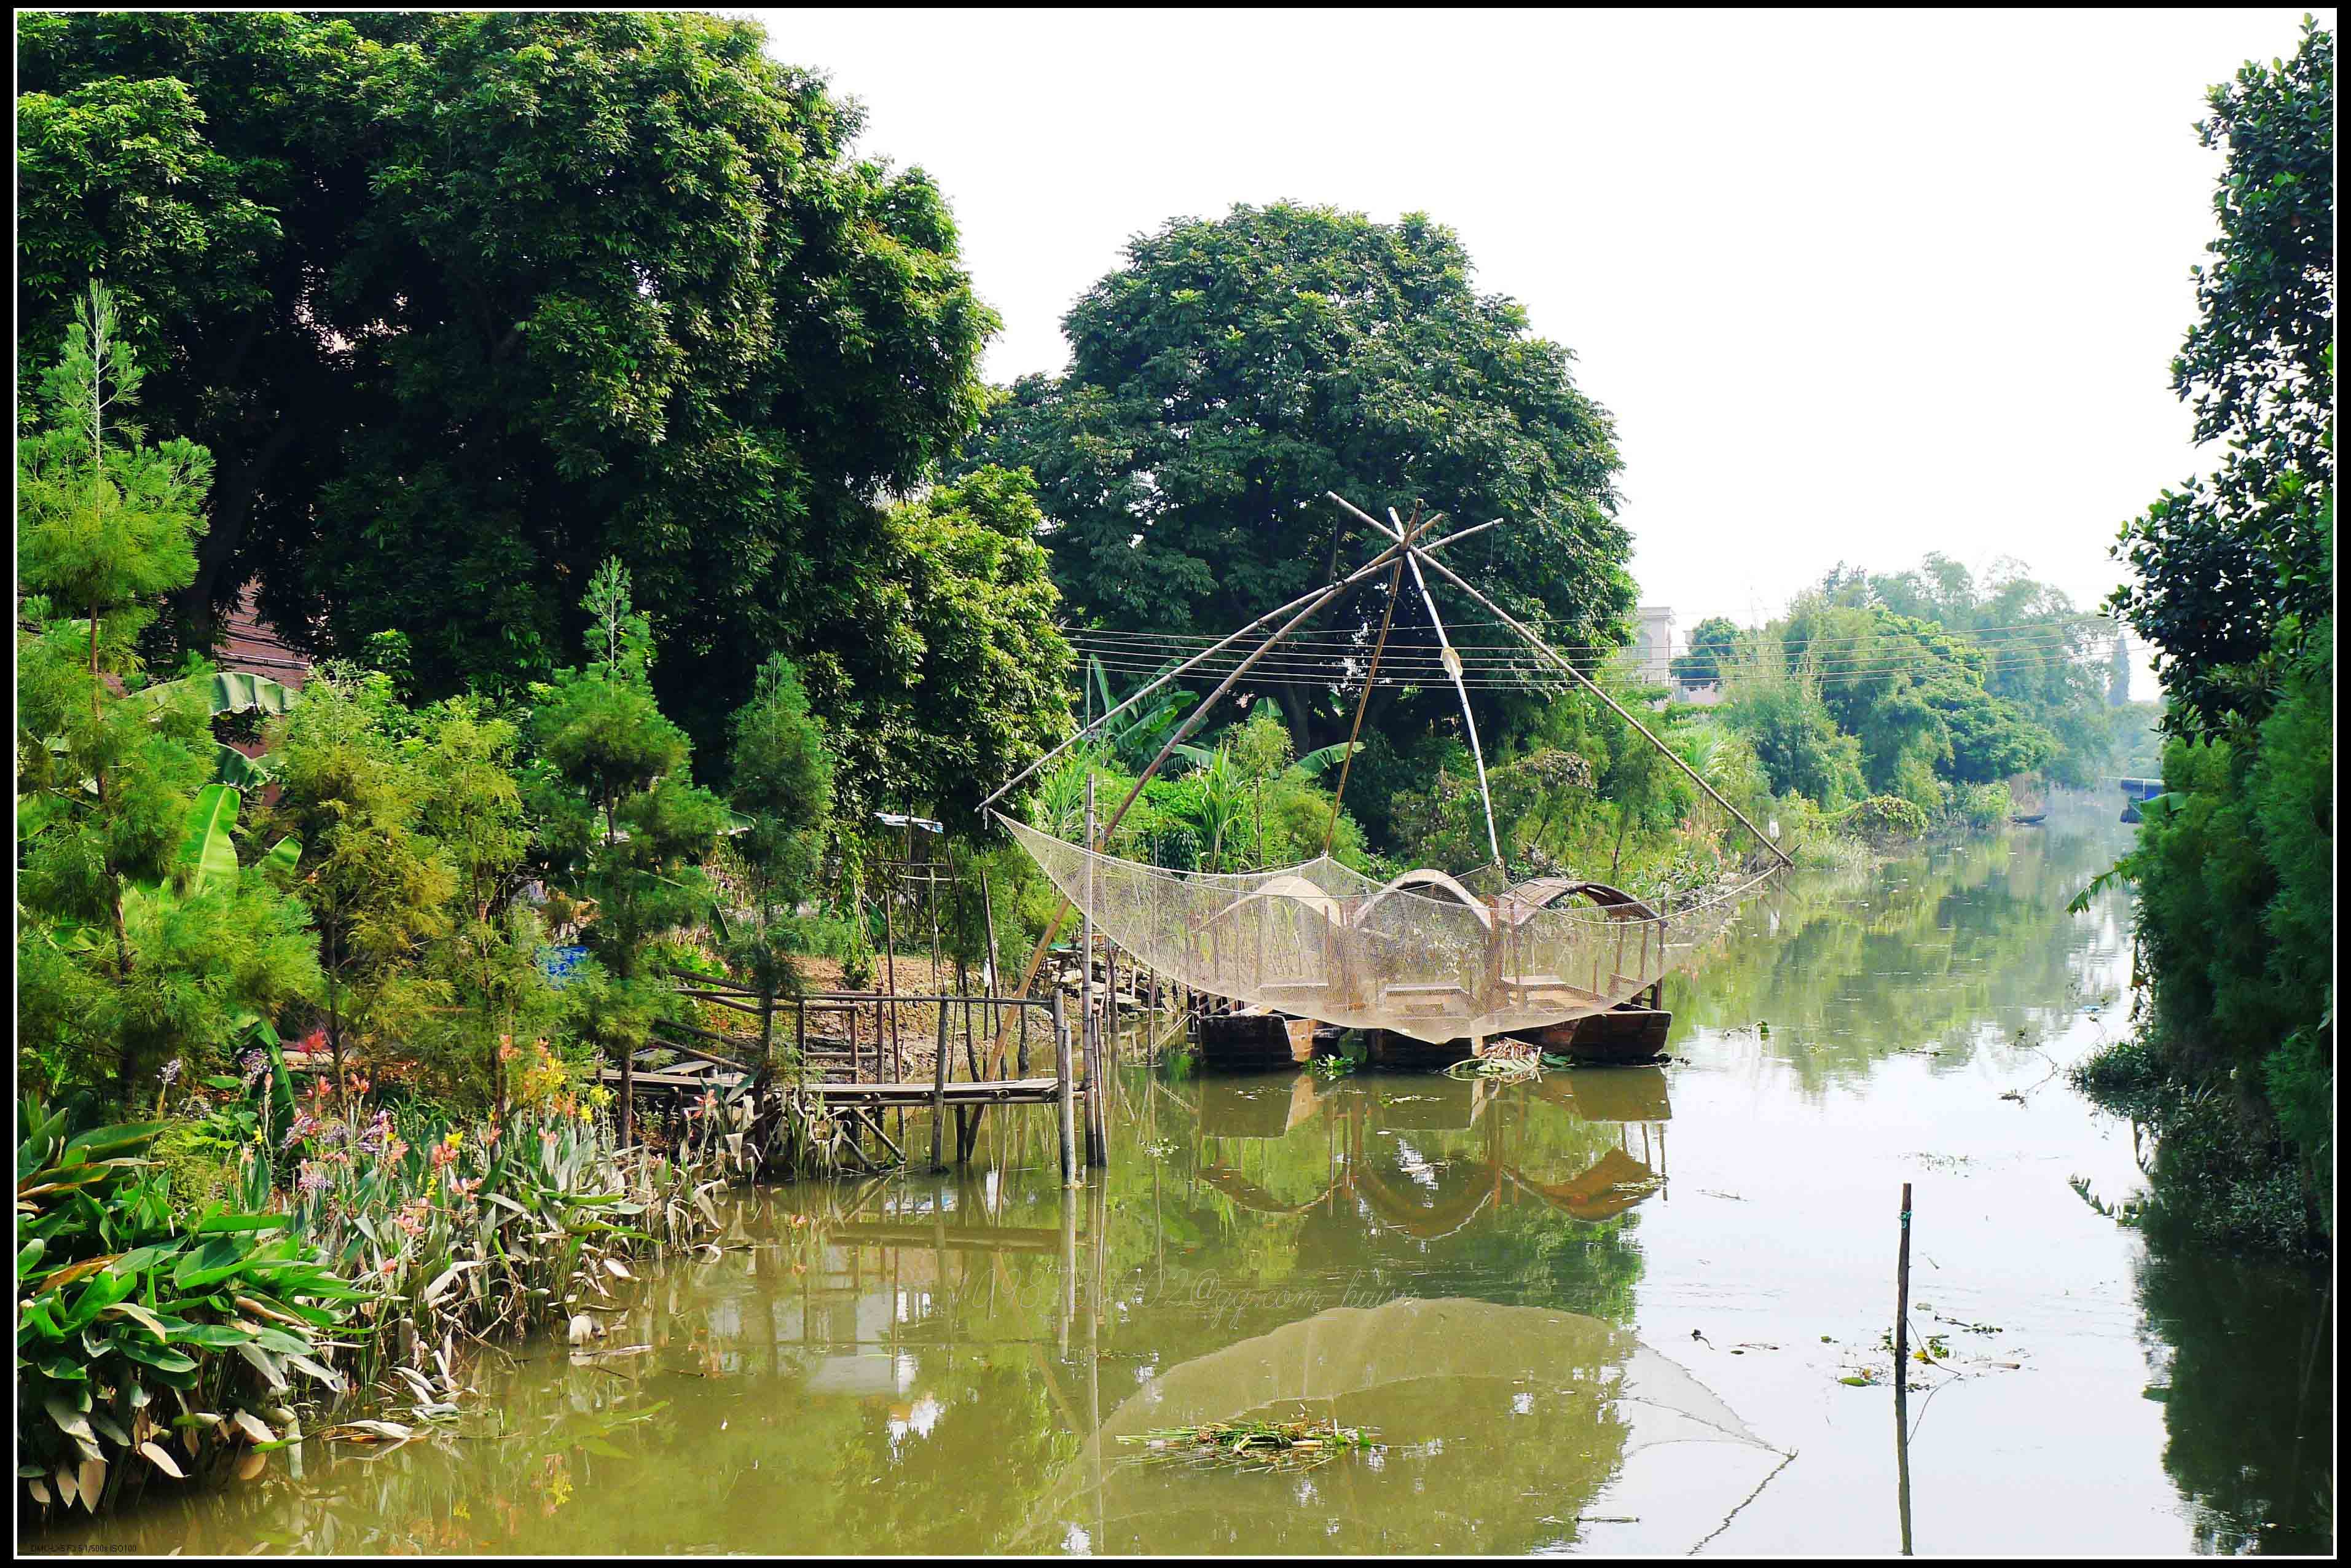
xmin=444 ymin=1129 xmax=463 ymax=1148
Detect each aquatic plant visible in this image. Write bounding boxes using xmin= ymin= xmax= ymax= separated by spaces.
xmin=1118 ymin=1416 xmax=1381 ymax=1472
xmin=1442 ymin=1041 xmax=1559 ymax=1083
xmin=272 ymin=1080 xmax=727 ymax=1395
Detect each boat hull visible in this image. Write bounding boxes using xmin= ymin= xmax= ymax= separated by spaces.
xmin=1362 ymin=1005 xmax=1673 ymax=1068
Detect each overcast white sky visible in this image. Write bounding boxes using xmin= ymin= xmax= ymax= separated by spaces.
xmin=740 ymin=6 xmax=2326 ymax=674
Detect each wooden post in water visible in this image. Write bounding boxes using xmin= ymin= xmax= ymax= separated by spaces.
xmin=929 ymin=986 xmax=951 ymax=1172
xmin=1893 ymin=1182 xmax=1913 ymax=1378
xmin=1082 ymin=777 xmax=1107 ymax=1167
xmin=618 ymin=1046 xmax=634 ymax=1148
xmin=1895 ymin=1179 xmax=1915 ymax=1553
xmin=1054 ymin=992 xmax=1078 ymax=1188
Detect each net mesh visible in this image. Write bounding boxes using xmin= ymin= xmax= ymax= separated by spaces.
xmin=1001 ymin=813 xmax=1765 ymax=1044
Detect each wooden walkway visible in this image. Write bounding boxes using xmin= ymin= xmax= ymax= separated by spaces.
xmin=606 ymin=1070 xmax=1064 ymax=1109
xmin=609 ymin=974 xmax=1088 ymax=1181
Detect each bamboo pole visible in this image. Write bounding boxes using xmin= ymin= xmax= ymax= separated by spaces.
xmin=979 ymin=535 xmax=1411 ymax=813
xmin=1893 ymin=1182 xmax=1913 ymax=1378
xmin=1322 ymin=547 xmax=1408 ymax=858
xmin=984 ymin=534 xmax=1413 ymax=1076
xmin=1408 ymin=543 xmax=1796 ymax=870
xmin=1895 ymin=1180 xmax=1915 ymax=1555
xmin=1403 ymin=527 xmax=1503 ymax=867
xmin=882 ymin=894 xmax=901 ymax=1078
xmin=1082 ymin=777 xmax=1107 ymax=1168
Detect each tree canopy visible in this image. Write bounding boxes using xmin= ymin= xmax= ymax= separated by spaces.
xmin=1669 ymin=616 xmax=1740 ymax=685
xmin=18 ymin=10 xmax=1005 ymax=774
xmin=959 ymin=201 xmax=1633 ymax=751
xmin=2108 ymin=17 xmax=2333 ymax=737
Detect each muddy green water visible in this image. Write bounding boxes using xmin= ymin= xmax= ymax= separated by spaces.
xmin=28 ymin=800 xmax=2333 ymax=1554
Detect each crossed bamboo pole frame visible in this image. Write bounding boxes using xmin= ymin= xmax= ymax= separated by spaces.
xmin=978 ymin=493 xmax=1793 ymax=1078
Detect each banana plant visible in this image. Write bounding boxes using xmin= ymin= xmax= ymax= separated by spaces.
xmin=1083 ymin=656 xmax=1199 ymax=770
xmin=1191 ymin=745 xmax=1250 ymax=872
xmin=28 ymin=786 xmax=301 ymax=960
xmin=139 ymin=670 xmax=302 ymax=790
xmin=20 ymin=673 xmax=302 ymax=820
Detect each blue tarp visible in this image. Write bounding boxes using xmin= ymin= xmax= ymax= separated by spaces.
xmin=537 ymin=944 xmax=589 ymax=988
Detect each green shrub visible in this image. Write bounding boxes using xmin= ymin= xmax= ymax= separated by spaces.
xmin=16 ymin=1097 xmax=359 ymax=1517
xmin=1952 ymin=780 xmax=2012 ymax=829
xmin=1842 ymin=794 xmax=1930 ymax=842
xmin=147 ymin=1122 xmax=240 ymax=1220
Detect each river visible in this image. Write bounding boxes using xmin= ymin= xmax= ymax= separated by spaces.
xmin=27 ymin=798 xmax=2333 ymax=1555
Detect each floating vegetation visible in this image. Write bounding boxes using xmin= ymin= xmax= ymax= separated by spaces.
xmin=1118 ymin=1416 xmax=1381 ymax=1472
xmin=1308 ymin=1054 xmax=1357 ymax=1080
xmin=1442 ymin=1041 xmax=1563 ymax=1083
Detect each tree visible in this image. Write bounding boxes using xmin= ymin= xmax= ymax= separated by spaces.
xmin=17 ymin=10 xmax=997 ymax=766
xmin=1781 ymin=601 xmax=2052 ymax=808
xmin=1845 ymin=555 xmax=2112 ymax=788
xmin=1719 ymin=647 xmax=1866 ymax=811
xmin=2108 ymin=18 xmax=2333 ymax=737
xmin=725 ymin=653 xmax=835 ymax=1059
xmin=1669 ymin=617 xmax=1740 ymax=686
xmin=409 ymin=694 xmax=556 ymax=1112
xmin=960 ymin=202 xmax=1633 ymax=751
xmin=15 ymin=284 xmax=320 ymax=1106
xmin=528 ymin=560 xmax=727 ymax=1143
xmin=263 ymin=667 xmax=456 ymax=1095
xmin=805 ymin=467 xmax=1074 ymax=829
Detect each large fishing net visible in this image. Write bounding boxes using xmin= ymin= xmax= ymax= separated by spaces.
xmin=992 ymin=495 xmax=1791 ymax=1043
xmin=1001 ymin=815 xmax=1765 ymax=1044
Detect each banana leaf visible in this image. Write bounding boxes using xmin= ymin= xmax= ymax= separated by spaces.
xmin=176 ymin=786 xmax=241 ymax=896
xmin=140 ymin=670 xmax=300 ymax=719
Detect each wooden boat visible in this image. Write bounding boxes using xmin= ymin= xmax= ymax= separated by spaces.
xmin=1359 ymin=984 xmax=1673 ymax=1069
xmin=2010 ymin=812 xmax=2047 ymax=826
xmin=1509 ymin=995 xmax=1673 ymax=1064
xmin=1196 ymin=1008 xmax=1316 ymax=1071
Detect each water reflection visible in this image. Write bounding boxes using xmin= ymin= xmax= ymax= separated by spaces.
xmin=31 ymin=1067 xmax=1712 ymax=1556
xmin=1020 ymin=1297 xmax=1783 ymax=1554
xmin=23 ymin=806 xmax=2333 ymax=1556
xmin=1674 ymin=806 xmax=2133 ymax=1090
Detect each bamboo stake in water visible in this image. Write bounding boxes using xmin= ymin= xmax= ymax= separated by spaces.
xmin=1893 ymin=1181 xmax=1913 ymax=1379
xmin=1082 ymin=775 xmax=1107 ymax=1167
xmin=929 ymin=981 xmax=951 ymax=1172
xmin=1894 ymin=1180 xmax=1915 ymax=1554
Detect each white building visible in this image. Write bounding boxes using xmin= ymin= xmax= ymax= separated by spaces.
xmin=1632 ymin=605 xmax=1675 ymax=684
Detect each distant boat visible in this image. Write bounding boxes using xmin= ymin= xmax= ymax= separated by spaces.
xmin=2011 ymin=812 xmax=2047 ymax=826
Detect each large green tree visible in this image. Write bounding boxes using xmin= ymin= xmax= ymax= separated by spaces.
xmin=1781 ymin=601 xmax=2052 ymax=807
xmin=807 ymin=466 xmax=1074 ymax=829
xmin=1668 ymin=616 xmax=1740 ymax=685
xmin=2108 ymin=17 xmax=2333 ymax=737
xmin=960 ymin=202 xmax=1633 ymax=750
xmin=17 ymin=10 xmax=997 ymax=762
xmin=1848 ymin=554 xmax=2114 ymax=788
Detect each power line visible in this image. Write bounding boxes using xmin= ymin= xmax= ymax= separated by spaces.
xmin=1062 ymin=615 xmax=2121 ymax=656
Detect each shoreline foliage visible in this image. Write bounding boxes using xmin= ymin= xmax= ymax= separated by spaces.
xmin=2084 ymin=18 xmax=2333 ymax=1255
